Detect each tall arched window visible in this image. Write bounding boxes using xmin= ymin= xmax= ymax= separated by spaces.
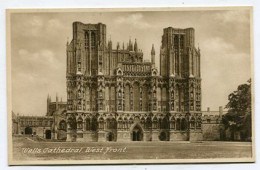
xmin=110 ymin=86 xmax=116 ymax=112
xmin=174 ymin=35 xmax=178 ymax=49
xmin=91 ymin=32 xmax=95 ymax=48
xmin=178 ymin=86 xmax=182 ymax=111
xmin=180 ymin=35 xmax=184 ymax=49
xmin=85 ymin=32 xmax=89 ymax=48
xmin=124 ymin=84 xmax=130 ymax=111
xmin=133 ymin=82 xmax=140 ymax=111
xmin=142 ymin=86 xmax=148 ymax=111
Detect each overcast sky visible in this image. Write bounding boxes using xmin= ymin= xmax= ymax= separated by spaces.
xmin=10 ymin=9 xmax=251 ymax=116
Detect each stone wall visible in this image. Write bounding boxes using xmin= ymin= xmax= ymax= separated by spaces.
xmin=202 ymin=124 xmax=221 ymax=141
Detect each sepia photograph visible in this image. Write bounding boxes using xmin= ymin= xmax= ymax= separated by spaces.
xmin=6 ymin=7 xmax=254 ymax=165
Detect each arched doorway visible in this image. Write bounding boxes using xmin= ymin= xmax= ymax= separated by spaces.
xmin=159 ymin=131 xmax=167 ymax=141
xmin=132 ymin=125 xmax=143 ymax=141
xmin=107 ymin=132 xmax=114 ymax=142
xmin=45 ymin=130 xmax=52 ymax=139
xmin=25 ymin=127 xmax=32 ymax=135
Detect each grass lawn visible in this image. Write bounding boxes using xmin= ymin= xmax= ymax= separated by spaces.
xmin=12 ymin=136 xmax=252 ymax=161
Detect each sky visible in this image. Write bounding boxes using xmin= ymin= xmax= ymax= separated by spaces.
xmin=10 ymin=9 xmax=251 ymax=116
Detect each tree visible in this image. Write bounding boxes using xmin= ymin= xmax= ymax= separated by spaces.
xmin=222 ymin=79 xmax=252 ymax=141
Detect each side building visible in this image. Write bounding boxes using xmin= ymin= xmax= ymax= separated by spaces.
xmin=12 ymin=95 xmax=67 ymax=140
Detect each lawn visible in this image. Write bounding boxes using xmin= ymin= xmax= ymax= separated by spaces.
xmin=12 ymin=136 xmax=252 ymax=161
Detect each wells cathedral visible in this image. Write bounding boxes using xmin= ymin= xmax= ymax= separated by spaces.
xmin=12 ymin=22 xmax=225 ymax=142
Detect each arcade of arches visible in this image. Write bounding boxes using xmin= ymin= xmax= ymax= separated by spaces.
xmin=64 ymin=115 xmax=203 ymax=142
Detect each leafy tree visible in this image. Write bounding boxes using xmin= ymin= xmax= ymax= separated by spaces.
xmin=222 ymin=79 xmax=252 ymax=141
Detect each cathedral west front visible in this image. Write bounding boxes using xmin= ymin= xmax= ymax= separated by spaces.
xmin=65 ymin=22 xmax=203 ymax=142
xmin=13 ymin=21 xmax=225 ymax=142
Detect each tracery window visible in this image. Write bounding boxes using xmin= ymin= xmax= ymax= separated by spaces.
xmin=85 ymin=32 xmax=89 ymax=48
xmin=180 ymin=35 xmax=184 ymax=49
xmin=91 ymin=32 xmax=95 ymax=48
xmin=174 ymin=35 xmax=179 ymax=49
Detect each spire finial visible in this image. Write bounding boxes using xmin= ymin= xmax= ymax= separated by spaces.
xmin=117 ymin=42 xmax=120 ymax=49
xmin=134 ymin=38 xmax=138 ymax=52
xmin=151 ymin=44 xmax=155 ymax=54
xmin=151 ymin=44 xmax=155 ymax=65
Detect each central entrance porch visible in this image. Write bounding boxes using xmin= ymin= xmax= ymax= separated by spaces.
xmin=131 ymin=125 xmax=143 ymax=141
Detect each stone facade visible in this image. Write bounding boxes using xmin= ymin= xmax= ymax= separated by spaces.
xmin=12 ymin=22 xmax=225 ymax=142
xmin=65 ymin=22 xmax=203 ymax=142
